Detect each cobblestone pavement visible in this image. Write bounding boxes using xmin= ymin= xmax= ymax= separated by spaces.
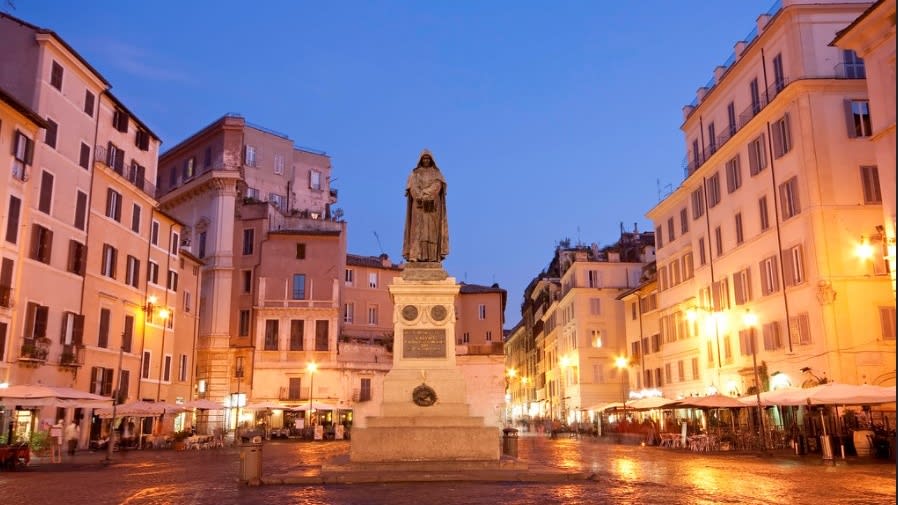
xmin=1 ymin=435 xmax=894 ymax=505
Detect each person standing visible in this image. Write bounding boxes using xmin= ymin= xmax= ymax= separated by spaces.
xmin=402 ymin=149 xmax=449 ymax=263
xmin=49 ymin=420 xmax=63 ymax=463
xmin=65 ymin=420 xmax=79 ymax=456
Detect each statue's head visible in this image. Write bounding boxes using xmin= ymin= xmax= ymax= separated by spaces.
xmin=417 ymin=149 xmax=437 ymax=169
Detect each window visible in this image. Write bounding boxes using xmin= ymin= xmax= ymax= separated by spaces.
xmin=198 ymin=231 xmax=207 ymax=258
xmin=179 ymin=354 xmax=188 ymax=382
xmin=880 ymin=307 xmax=896 ymax=341
xmin=714 ymin=226 xmax=723 ymax=257
xmin=367 ymin=306 xmax=378 ymax=325
xmin=749 ymin=78 xmax=761 ymax=114
xmin=292 ymin=274 xmax=305 ymax=299
xmin=683 ymin=252 xmax=694 ymax=280
xmin=733 ymin=267 xmax=752 ymax=305
xmin=759 ymin=196 xmax=770 ymax=231
xmin=163 ymin=355 xmax=172 ymax=382
xmin=591 ymin=329 xmax=603 ymax=348
xmin=772 ymin=53 xmax=785 ymax=92
xmin=184 ymin=291 xmax=191 ymax=313
xmin=310 ymin=170 xmax=322 ymax=190
xmin=368 ymin=272 xmax=378 ymax=288
xmin=142 ymin=351 xmax=151 ymax=379
xmin=170 ymin=232 xmax=179 ymax=255
xmin=691 ymin=187 xmax=705 ymax=220
xmin=264 ymin=320 xmax=279 ymax=350
xmin=242 ymin=270 xmax=252 ymax=293
xmin=106 ymin=142 xmax=125 ymax=173
xmin=735 ymin=213 xmax=744 ymax=245
xmin=739 ymin=328 xmax=757 ymax=357
xmin=343 ymin=303 xmax=354 ymax=323
xmin=90 ymin=367 xmax=113 ymax=396
xmin=680 ymin=208 xmax=688 ymax=234
xmin=707 ymin=122 xmax=717 ymax=154
xmin=665 ymin=363 xmax=672 ymax=384
xmin=296 ymin=243 xmax=306 ymax=259
xmin=131 ymin=204 xmax=141 ymax=233
xmin=238 ymin=310 xmax=250 ymax=337
xmin=122 ymin=315 xmax=134 ymax=353
xmin=98 ymin=308 xmax=110 ymax=348
xmin=125 ymin=255 xmax=140 ymax=288
xmin=44 ymin=118 xmax=57 ymax=148
xmin=691 ymin=358 xmax=699 ymax=381
xmin=631 ymin=303 xmax=637 ymax=320
xmin=11 ymin=130 xmax=34 ymax=180
xmin=860 ymin=166 xmax=882 ymax=204
xmin=630 ymin=341 xmax=640 ymax=359
xmin=462 ymin=332 xmax=470 ymax=344
xmin=24 ymin=302 xmax=49 ymax=340
xmin=244 ymin=145 xmax=256 ymax=167
xmin=184 ymin=157 xmax=195 ymax=180
xmin=727 ymin=102 xmax=736 ymax=135
xmin=290 ymin=320 xmax=304 ymax=350
xmin=712 ymin=278 xmax=729 ymax=311
xmin=587 ymin=270 xmax=602 ymax=288
xmin=169 ymin=166 xmax=178 ymax=188
xmin=167 ymin=270 xmax=179 ymax=291
xmin=783 ymin=244 xmax=805 ymax=287
xmin=79 ymin=142 xmax=91 ymax=169
xmin=345 ymin=269 xmax=354 ymax=285
xmin=707 ymin=173 xmax=721 ymax=208
xmin=50 ymin=61 xmax=63 ymax=90
xmin=691 ymin=139 xmax=700 ymax=169
xmin=771 ymin=114 xmax=792 ymax=158
xmin=151 ymin=221 xmax=160 ymax=246
xmin=725 ymin=156 xmax=742 ymax=193
xmin=5 ymin=196 xmax=21 ymax=244
xmin=590 ymin=298 xmax=601 ymax=315
xmin=315 ymin=320 xmax=328 ymax=351
xmin=112 ymin=109 xmax=128 ymax=133
xmin=655 ymin=226 xmax=663 ymax=248
xmin=204 ymin=147 xmax=212 ymax=168
xmin=748 ymin=134 xmax=767 ymax=176
xmin=30 ymin=225 xmax=53 ymax=264
xmin=723 ymin=335 xmax=733 ymax=363
xmin=101 ymin=244 xmax=117 ymax=278
xmin=67 ymin=240 xmax=86 ymax=275
xmin=274 ymin=154 xmax=284 ymax=175
xmin=147 ymin=261 xmax=159 ymax=284
xmin=39 ymin=171 xmax=54 ymax=214
xmin=359 ymin=378 xmax=372 ymax=402
xmin=135 ymin=129 xmax=150 ymax=151
xmin=104 ymin=188 xmax=122 ymax=222
xmin=242 ymin=229 xmax=254 ymax=255
xmin=677 ymin=360 xmax=685 ymax=382
xmin=842 ymin=49 xmax=866 ymax=78
xmin=84 ymin=90 xmax=95 ymax=116
xmin=789 ymin=313 xmax=812 ymax=345
xmin=779 ymin=176 xmax=801 ymax=219
xmin=698 ymin=237 xmax=706 ymax=266
xmin=478 ymin=304 xmax=487 ymax=320
xmin=667 ymin=217 xmax=675 ymax=243
xmin=846 ymin=100 xmax=872 ymax=137
xmin=759 ymin=255 xmax=780 ymax=296
xmin=285 ymin=377 xmax=302 ymax=400
xmin=763 ymin=321 xmax=782 ymax=350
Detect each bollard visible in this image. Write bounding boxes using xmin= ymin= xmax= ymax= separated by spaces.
xmin=502 ymin=427 xmax=519 ymax=458
xmin=239 ymin=435 xmax=263 ymax=485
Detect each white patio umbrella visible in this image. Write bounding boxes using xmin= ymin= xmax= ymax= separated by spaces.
xmin=243 ymin=401 xmax=289 ymax=411
xmin=290 ymin=401 xmax=338 ymax=411
xmin=805 ymin=383 xmax=896 ymax=405
xmin=0 ymin=384 xmax=112 ymax=408
xmin=627 ymin=396 xmax=680 ymax=410
xmin=182 ymin=399 xmax=224 ymax=410
xmin=96 ymin=400 xmax=187 ymax=418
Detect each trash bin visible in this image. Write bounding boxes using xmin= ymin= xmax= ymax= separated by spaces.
xmin=502 ymin=427 xmax=519 ymax=458
xmin=239 ymin=435 xmax=263 ymax=485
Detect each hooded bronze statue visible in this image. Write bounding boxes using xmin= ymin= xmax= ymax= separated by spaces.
xmin=402 ymin=149 xmax=449 ymax=263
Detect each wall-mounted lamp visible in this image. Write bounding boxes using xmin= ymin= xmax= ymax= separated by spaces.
xmin=145 ymin=295 xmax=170 ymax=322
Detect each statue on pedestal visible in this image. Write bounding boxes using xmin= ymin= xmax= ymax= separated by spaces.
xmin=402 ymin=149 xmax=449 ymax=264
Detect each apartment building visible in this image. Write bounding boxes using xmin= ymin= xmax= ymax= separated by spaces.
xmin=618 ymin=266 xmax=663 ymax=397
xmin=456 ymin=282 xmax=506 ymax=352
xmin=341 ymin=253 xmax=402 ymax=345
xmin=645 ymin=0 xmax=895 ymax=402
xmin=0 ymin=13 xmax=199 ymax=446
xmin=157 ymin=114 xmax=350 ymax=428
xmin=832 ymin=0 xmax=897 ymax=293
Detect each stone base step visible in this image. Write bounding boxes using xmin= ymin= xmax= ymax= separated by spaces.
xmin=350 ymin=425 xmax=500 ymax=462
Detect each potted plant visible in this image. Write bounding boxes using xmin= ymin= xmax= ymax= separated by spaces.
xmin=171 ymin=430 xmax=192 ymax=451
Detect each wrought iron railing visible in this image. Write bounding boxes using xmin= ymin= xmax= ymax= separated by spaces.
xmin=20 ymin=338 xmax=50 ymax=361
xmin=95 ymin=145 xmax=157 ymax=199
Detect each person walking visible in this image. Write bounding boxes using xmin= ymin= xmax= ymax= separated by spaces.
xmin=49 ymin=420 xmax=63 ymax=463
xmin=65 ymin=420 xmax=79 ymax=456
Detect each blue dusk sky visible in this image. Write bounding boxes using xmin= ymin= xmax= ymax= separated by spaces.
xmin=10 ymin=0 xmax=775 ymax=327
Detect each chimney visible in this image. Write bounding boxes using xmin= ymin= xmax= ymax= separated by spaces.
xmin=757 ymin=14 xmax=772 ymax=35
xmin=734 ymin=41 xmax=748 ymax=58
xmin=696 ymin=87 xmax=709 ymax=103
xmin=682 ymin=105 xmax=695 ymax=120
xmin=713 ymin=66 xmax=727 ymax=84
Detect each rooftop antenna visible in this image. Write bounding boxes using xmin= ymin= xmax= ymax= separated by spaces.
xmin=373 ymin=231 xmax=385 ymax=255
xmin=576 ymin=226 xmax=581 ymax=246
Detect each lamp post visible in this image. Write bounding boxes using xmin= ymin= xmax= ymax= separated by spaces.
xmin=103 ymin=345 xmax=125 ymax=464
xmin=743 ymin=310 xmax=768 ymax=454
xmin=521 ymin=376 xmax=530 ymax=423
xmin=558 ymin=356 xmax=571 ymax=425
xmin=306 ymin=362 xmax=317 ymax=430
xmin=615 ymin=356 xmax=629 ymax=422
xmin=505 ymin=368 xmax=516 ymax=427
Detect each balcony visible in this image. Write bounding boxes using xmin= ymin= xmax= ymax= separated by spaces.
xmin=19 ymin=338 xmax=50 ymax=362
xmin=95 ymin=145 xmax=157 ymax=199
xmin=59 ymin=344 xmax=85 ymax=367
xmin=278 ymin=386 xmax=308 ymax=402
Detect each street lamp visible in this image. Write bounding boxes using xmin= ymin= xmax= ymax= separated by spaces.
xmin=306 ymin=362 xmax=317 ymax=429
xmin=615 ymin=356 xmax=629 ymax=421
xmin=742 ymin=310 xmax=768 ymax=454
xmin=559 ymin=356 xmax=572 ymax=424
xmin=234 ymin=356 xmax=244 ymax=442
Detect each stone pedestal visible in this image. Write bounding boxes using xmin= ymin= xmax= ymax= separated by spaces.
xmin=350 ymin=269 xmax=500 ymax=463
